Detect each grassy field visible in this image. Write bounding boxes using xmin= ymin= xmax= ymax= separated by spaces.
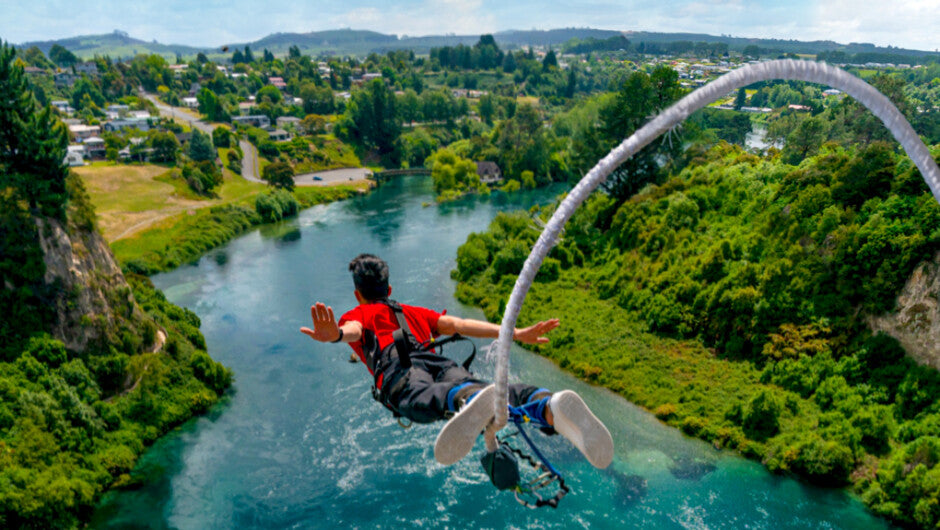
xmin=75 ymin=162 xmax=268 ymax=242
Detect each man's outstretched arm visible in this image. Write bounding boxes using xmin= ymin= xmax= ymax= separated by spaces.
xmin=300 ymin=302 xmax=362 ymax=343
xmin=436 ymin=315 xmax=559 ymax=345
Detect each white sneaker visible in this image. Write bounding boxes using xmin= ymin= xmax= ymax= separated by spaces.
xmin=550 ymin=390 xmax=614 ymax=469
xmin=434 ymin=385 xmax=496 ymax=466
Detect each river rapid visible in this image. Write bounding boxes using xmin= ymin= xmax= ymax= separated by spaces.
xmin=92 ymin=176 xmax=889 ymax=529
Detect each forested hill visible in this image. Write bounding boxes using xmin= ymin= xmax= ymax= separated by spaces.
xmin=453 ymin=144 xmax=940 ymax=524
xmin=20 ymin=29 xmax=205 ymax=61
xmin=18 ymin=27 xmax=940 ymax=61
xmin=0 ymin=44 xmax=231 ymax=527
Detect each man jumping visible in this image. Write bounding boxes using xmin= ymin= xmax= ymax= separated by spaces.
xmin=301 ymin=254 xmax=613 ymax=469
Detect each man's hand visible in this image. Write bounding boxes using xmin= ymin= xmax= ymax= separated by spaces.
xmin=513 ymin=318 xmax=560 ymax=345
xmin=300 ymin=302 xmax=341 ymax=342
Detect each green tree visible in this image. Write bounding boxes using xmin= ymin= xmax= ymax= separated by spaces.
xmin=343 ymin=78 xmax=400 ymax=156
xmin=212 ymin=126 xmax=231 ymax=148
xmin=542 ymin=49 xmax=558 ymax=70
xmin=300 ymin=83 xmax=334 ymax=114
xmin=734 ymin=87 xmax=747 ymax=110
xmin=256 ymin=84 xmax=282 ymax=105
xmin=598 ymin=66 xmax=684 ymax=201
xmin=495 ymin=102 xmax=550 ymax=182
xmin=262 ymin=160 xmax=295 ymax=191
xmin=70 ymin=77 xmax=105 ymax=111
xmin=427 ymin=147 xmax=480 ymax=196
xmin=48 ymin=44 xmax=78 ymax=67
xmin=188 ymin=128 xmax=216 ymax=162
xmin=0 ymin=43 xmax=69 ymax=219
xmin=197 ymin=87 xmax=226 ymax=122
xmin=782 ymin=116 xmax=829 ymax=164
xmin=149 ymin=131 xmax=180 ymax=163
xmin=478 ymin=94 xmax=496 ymax=125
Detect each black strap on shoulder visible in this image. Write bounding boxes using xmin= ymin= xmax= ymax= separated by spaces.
xmin=382 ymin=300 xmax=413 ymax=369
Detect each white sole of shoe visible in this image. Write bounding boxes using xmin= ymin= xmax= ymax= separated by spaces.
xmin=551 ymin=390 xmax=614 ymax=469
xmin=434 ymin=385 xmax=497 ymax=466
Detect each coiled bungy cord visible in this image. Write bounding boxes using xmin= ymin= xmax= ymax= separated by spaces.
xmin=500 ymin=406 xmax=570 ymax=509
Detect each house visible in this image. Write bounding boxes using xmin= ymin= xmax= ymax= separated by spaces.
xmin=103 ymin=117 xmax=151 ymax=132
xmin=182 ymin=97 xmax=199 ymax=108
xmin=362 ymin=73 xmax=382 ymax=82
xmin=237 ymin=102 xmax=256 ymax=115
xmin=476 ymin=161 xmax=502 ymax=184
xmin=106 ymin=104 xmax=130 ymax=114
xmin=232 ymin=115 xmax=271 ymax=129
xmin=128 ymin=110 xmax=151 ymax=120
xmin=64 ymin=150 xmax=84 ymax=167
xmin=169 ymin=64 xmax=188 ymax=75
xmin=268 ymin=129 xmax=291 ymax=142
xmin=51 ymin=100 xmax=75 ymax=114
xmin=268 ymin=76 xmax=287 ymax=90
xmin=68 ymin=124 xmax=101 ymax=141
xmin=83 ymin=137 xmax=106 ymax=159
xmin=188 ymin=82 xmax=201 ymax=96
xmin=54 ymin=72 xmax=79 ymax=87
xmin=24 ymin=66 xmax=45 ymax=75
xmin=64 ymin=144 xmax=86 ymax=166
xmin=823 ymin=89 xmax=842 ymax=96
xmin=75 ymin=62 xmax=98 ymax=75
xmin=788 ymin=104 xmax=812 ymax=112
xmin=276 ymin=116 xmax=301 ymax=129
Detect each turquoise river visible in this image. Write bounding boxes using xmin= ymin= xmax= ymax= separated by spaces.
xmin=92 ymin=176 xmax=890 ymax=529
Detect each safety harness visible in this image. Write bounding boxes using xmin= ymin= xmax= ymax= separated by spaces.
xmin=359 ymin=300 xmax=567 ymax=507
xmin=365 ymin=300 xmax=475 ymax=426
xmin=482 ymin=404 xmax=570 ymax=509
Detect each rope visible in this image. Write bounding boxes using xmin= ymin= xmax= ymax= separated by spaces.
xmin=489 ymin=59 xmax=940 ymax=433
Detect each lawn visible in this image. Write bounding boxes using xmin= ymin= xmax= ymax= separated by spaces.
xmin=75 ymin=162 xmax=266 ymax=242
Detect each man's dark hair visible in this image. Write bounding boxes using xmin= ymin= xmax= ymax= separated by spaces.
xmin=349 ymin=254 xmax=389 ymax=301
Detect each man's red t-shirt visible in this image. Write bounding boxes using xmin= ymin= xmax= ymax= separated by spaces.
xmin=339 ymin=302 xmax=443 ymax=374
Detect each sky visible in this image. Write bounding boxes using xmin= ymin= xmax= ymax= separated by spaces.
xmin=1 ymin=0 xmax=938 ymax=52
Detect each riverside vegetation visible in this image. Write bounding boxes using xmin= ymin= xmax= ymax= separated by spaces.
xmin=454 ymin=141 xmax=940 ymax=527
xmin=0 ymin=43 xmax=234 ymax=527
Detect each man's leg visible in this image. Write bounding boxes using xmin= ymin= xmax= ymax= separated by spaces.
xmin=508 ymin=384 xmax=614 ymax=469
xmin=392 ymin=353 xmax=483 ymax=423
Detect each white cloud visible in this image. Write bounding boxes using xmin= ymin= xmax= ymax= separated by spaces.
xmin=812 ymin=0 xmax=940 ymax=50
xmin=330 ymin=1 xmax=496 ymax=36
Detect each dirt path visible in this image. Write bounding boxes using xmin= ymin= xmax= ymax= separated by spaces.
xmin=105 ymin=329 xmax=167 ymax=402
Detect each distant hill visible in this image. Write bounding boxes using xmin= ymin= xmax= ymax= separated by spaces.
xmin=620 ymin=30 xmax=937 ymax=57
xmin=19 ymin=29 xmax=208 ymax=60
xmin=16 ymin=27 xmax=939 ymax=61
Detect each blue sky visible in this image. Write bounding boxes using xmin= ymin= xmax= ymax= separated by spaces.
xmin=2 ymin=0 xmax=938 ymax=52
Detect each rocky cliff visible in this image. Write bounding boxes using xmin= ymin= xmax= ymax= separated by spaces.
xmin=868 ymin=251 xmax=940 ymax=370
xmin=35 ymin=216 xmax=156 ymax=354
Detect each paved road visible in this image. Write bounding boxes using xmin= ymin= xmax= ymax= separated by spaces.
xmin=142 ymin=93 xmax=263 ymax=183
xmin=294 ymin=167 xmax=373 ymax=186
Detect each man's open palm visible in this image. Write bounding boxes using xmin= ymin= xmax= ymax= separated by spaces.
xmin=300 ymin=302 xmax=341 ymax=342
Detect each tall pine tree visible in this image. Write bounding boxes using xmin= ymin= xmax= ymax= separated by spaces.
xmin=0 ymin=41 xmax=68 ymax=219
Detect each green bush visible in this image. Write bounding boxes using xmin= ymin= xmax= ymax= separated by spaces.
xmin=255 ymin=189 xmax=299 ymax=223
xmin=741 ymin=388 xmax=782 ymax=440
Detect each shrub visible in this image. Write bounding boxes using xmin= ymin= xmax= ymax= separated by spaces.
xmin=742 ymin=388 xmax=782 ymax=440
